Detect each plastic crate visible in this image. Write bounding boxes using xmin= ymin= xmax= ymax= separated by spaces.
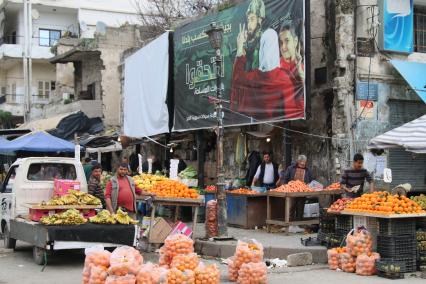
xmin=377 ymin=270 xmax=404 ymax=280
xmin=378 ymin=219 xmax=416 ymax=236
xmin=326 ymin=233 xmax=346 ymax=248
xmin=319 ymin=219 xmax=335 ymax=233
xmin=335 ymin=215 xmax=353 ymax=231
xmin=335 ymin=228 xmax=350 ymax=238
xmin=377 ymin=234 xmax=417 ymax=257
xmin=417 ymin=217 xmax=426 ymax=229
xmin=378 ymin=257 xmax=417 ymax=273
xmin=419 ymin=252 xmax=426 ymax=266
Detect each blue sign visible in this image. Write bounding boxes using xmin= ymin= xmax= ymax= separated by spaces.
xmin=356 ymin=82 xmax=379 ymax=101
xmin=379 ymin=0 xmax=414 ymax=54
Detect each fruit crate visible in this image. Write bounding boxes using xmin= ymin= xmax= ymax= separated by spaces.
xmin=326 ymin=233 xmax=346 ymax=249
xmin=378 ymin=257 xmax=417 ymax=273
xmin=378 ymin=219 xmax=416 ymax=236
xmin=377 ymin=234 xmax=417 ymax=257
xmin=377 ymin=270 xmax=404 ymax=280
xmin=319 ymin=218 xmax=335 ymax=233
xmin=417 ymin=217 xmax=426 ymax=229
xmin=419 ymin=252 xmax=426 ymax=266
xmin=335 ymin=215 xmax=353 ymax=231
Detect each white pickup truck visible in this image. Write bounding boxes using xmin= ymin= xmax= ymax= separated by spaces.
xmin=0 ymin=157 xmax=137 ymax=265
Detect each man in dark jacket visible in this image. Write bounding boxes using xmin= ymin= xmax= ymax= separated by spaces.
xmin=281 ymin=155 xmax=314 ymax=220
xmin=251 ymin=151 xmax=279 ymax=190
xmin=88 ymin=164 xmax=106 ymax=208
xmin=281 ymin=154 xmax=314 ymax=185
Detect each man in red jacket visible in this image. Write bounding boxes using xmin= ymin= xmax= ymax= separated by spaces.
xmin=105 ymin=163 xmax=141 ymax=217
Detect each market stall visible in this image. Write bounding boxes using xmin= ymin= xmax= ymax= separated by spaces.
xmin=226 ymin=190 xmax=267 ymax=229
xmin=266 ymin=181 xmax=343 ymax=232
xmin=323 ymin=191 xmax=426 ymax=278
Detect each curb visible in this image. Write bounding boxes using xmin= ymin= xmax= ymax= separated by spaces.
xmin=195 ymin=240 xmax=328 ymax=264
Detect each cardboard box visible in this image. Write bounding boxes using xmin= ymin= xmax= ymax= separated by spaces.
xmin=145 ymin=217 xmax=174 ymax=244
xmin=170 ymin=221 xmax=193 ymax=237
xmin=54 ymin=179 xmax=80 ymax=196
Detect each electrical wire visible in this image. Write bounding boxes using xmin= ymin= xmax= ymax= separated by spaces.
xmin=220 ymin=105 xmax=369 ymax=143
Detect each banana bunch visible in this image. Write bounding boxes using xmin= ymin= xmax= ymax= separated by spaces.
xmin=45 ymin=197 xmax=65 ymax=206
xmin=41 ymin=190 xmax=101 ymax=206
xmin=89 ymin=210 xmax=117 ymax=224
xmin=40 ymin=209 xmax=87 ymax=225
xmin=113 ymin=208 xmax=139 ymax=225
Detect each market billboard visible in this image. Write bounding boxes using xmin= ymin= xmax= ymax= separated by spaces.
xmin=173 ymin=0 xmax=306 ymax=131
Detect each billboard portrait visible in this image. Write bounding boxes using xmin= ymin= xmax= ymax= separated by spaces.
xmin=173 ymin=0 xmax=306 ymax=131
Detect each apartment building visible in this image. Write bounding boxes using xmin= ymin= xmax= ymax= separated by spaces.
xmin=0 ymin=0 xmax=140 ymax=125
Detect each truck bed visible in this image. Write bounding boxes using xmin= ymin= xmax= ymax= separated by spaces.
xmin=10 ymin=218 xmax=137 ymax=250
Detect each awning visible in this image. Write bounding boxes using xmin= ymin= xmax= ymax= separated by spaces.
xmin=368 ymin=114 xmax=426 ymax=153
xmin=18 ymin=112 xmax=76 ymax=132
xmin=0 ymin=131 xmax=76 ymax=153
xmin=390 ymin=59 xmax=426 ymax=103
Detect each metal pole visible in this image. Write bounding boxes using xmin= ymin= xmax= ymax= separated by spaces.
xmin=215 ymin=48 xmax=227 ymax=237
xmin=23 ymin=0 xmax=28 ymax=123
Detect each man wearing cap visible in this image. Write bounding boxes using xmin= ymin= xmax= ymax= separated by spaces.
xmin=105 ymin=163 xmax=142 ymax=217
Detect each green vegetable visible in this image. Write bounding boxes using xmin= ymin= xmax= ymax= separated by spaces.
xmin=178 ymin=166 xmax=197 ymax=179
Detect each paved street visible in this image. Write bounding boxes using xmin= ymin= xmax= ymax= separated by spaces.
xmin=0 ymin=241 xmax=425 ymax=284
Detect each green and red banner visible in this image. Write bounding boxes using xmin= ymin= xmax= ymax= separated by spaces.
xmin=173 ymin=0 xmax=306 ymax=131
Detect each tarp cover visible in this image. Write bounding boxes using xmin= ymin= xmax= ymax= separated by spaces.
xmin=123 ymin=32 xmax=170 ymax=138
xmin=0 ymin=131 xmax=76 ymax=153
xmin=45 ymin=223 xmax=135 ymax=245
xmin=390 ymin=59 xmax=426 ymax=104
xmin=368 ymin=114 xmax=426 ymax=153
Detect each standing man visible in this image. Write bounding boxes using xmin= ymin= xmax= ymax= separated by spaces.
xmin=341 ymin=153 xmax=375 ymax=198
xmin=88 ymin=164 xmax=106 ymax=208
xmin=281 ymin=155 xmax=314 ymax=220
xmin=251 ymin=151 xmax=279 ymax=190
xmin=105 ymin=163 xmax=141 ymax=217
xmin=83 ymin=157 xmax=92 ymax=181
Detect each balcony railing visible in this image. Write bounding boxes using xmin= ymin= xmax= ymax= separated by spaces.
xmin=0 ymin=94 xmax=49 ymax=104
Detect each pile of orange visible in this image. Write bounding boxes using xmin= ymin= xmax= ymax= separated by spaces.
xmin=229 ymin=188 xmax=260 ymax=195
xmin=271 ymin=180 xmax=314 ymax=193
xmin=150 ymin=180 xmax=199 ymax=199
xmin=325 ymin=182 xmax=341 ymax=191
xmin=345 ymin=191 xmax=425 ymax=215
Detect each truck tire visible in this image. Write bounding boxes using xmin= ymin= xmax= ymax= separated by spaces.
xmin=3 ymin=226 xmax=16 ymax=250
xmin=33 ymin=246 xmax=46 ymax=265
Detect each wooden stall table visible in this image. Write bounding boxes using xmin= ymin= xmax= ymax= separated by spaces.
xmin=136 ymin=195 xmax=204 ymax=241
xmin=226 ymin=192 xmax=267 ymax=229
xmin=266 ymin=190 xmax=343 ymax=232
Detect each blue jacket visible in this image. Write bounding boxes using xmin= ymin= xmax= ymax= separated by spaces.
xmin=283 ymin=163 xmax=314 ymax=184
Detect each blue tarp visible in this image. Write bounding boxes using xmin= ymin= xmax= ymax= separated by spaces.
xmin=0 ymin=131 xmax=76 ymax=153
xmin=390 ymin=59 xmax=426 ymax=104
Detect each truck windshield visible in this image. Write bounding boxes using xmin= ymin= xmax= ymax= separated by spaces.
xmin=27 ymin=163 xmax=77 ymax=181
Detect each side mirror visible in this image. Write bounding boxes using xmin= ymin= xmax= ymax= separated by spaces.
xmin=383 ymin=168 xmax=392 ymax=183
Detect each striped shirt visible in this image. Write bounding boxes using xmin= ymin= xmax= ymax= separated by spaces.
xmin=340 ymin=168 xmax=372 ymax=197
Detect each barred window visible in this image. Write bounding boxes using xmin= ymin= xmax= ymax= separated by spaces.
xmin=414 ymin=7 xmax=426 ymax=53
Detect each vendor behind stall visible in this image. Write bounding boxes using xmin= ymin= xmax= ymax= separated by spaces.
xmin=251 ymin=151 xmax=279 ymax=190
xmin=88 ymin=164 xmax=106 ymax=208
xmin=340 ymin=153 xmax=374 ymax=198
xmin=105 ymin=163 xmax=142 ymax=218
xmin=281 ymin=155 xmax=314 ymax=220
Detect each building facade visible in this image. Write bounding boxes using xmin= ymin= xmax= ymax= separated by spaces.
xmin=0 ymin=0 xmax=140 ymax=125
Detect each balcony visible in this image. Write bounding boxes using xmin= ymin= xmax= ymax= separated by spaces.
xmin=0 ymin=42 xmax=54 ymax=60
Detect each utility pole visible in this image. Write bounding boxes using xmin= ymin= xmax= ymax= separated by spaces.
xmin=23 ymin=0 xmax=32 ymax=123
xmin=206 ymin=22 xmax=227 ymax=237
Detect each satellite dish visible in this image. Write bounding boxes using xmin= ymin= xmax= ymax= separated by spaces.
xmin=32 ymin=9 xmax=40 ymax=20
xmin=80 ymin=21 xmax=88 ymax=32
xmin=96 ymin=21 xmax=107 ymax=35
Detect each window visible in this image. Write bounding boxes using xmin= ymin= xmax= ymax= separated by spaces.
xmin=10 ymin=83 xmax=16 ymax=103
xmin=39 ymin=29 xmax=61 ymax=47
xmin=38 ymin=81 xmax=50 ymax=99
xmin=414 ymin=7 xmax=426 ymax=53
xmin=27 ymin=163 xmax=77 ymax=181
